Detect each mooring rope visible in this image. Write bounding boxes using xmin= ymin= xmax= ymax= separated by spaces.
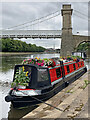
xmin=17 ymin=89 xmax=63 ymax=112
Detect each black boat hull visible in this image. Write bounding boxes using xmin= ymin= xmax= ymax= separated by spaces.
xmin=10 ymin=67 xmax=86 ymax=108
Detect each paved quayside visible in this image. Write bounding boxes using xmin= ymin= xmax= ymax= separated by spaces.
xmin=21 ymin=71 xmax=89 ymax=119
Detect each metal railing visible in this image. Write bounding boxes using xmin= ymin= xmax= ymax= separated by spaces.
xmin=0 ymin=30 xmax=62 ymax=39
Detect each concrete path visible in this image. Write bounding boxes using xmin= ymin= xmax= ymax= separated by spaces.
xmin=21 ymin=71 xmax=89 ymax=119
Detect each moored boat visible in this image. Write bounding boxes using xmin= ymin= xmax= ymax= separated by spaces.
xmin=5 ymin=57 xmax=87 ymax=108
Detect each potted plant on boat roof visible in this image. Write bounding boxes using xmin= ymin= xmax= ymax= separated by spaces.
xmin=11 ymin=66 xmax=30 ymax=89
xmin=66 ymin=56 xmax=73 ymax=61
xmin=22 ymin=57 xmax=44 ymax=66
xmin=44 ymin=58 xmax=56 ymax=67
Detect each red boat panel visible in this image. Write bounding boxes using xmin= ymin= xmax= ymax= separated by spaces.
xmin=49 ymin=69 xmax=57 ymax=82
xmin=76 ymin=63 xmax=78 ymax=70
xmin=49 ymin=60 xmax=85 ymax=84
xmin=49 ymin=67 xmax=63 ymax=83
xmin=64 ymin=66 xmax=67 ymax=75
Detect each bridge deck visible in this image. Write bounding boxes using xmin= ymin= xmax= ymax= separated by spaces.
xmin=0 ymin=30 xmax=62 ymax=39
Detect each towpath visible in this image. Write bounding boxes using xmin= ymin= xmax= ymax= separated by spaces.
xmin=21 ymin=70 xmax=89 ymax=119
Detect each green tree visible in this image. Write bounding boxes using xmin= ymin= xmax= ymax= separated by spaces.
xmin=76 ymin=42 xmax=90 ymax=52
xmin=1 ymin=38 xmax=46 ymax=52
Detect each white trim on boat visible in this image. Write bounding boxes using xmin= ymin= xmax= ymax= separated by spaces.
xmin=12 ymin=89 xmax=41 ymax=96
xmin=51 ymin=78 xmax=63 ymax=86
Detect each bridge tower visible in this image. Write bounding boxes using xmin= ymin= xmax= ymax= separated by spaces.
xmin=60 ymin=4 xmax=74 ymax=56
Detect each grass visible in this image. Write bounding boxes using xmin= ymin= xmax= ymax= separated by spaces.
xmin=66 ymin=87 xmax=74 ymax=93
xmin=81 ymin=80 xmax=90 ymax=89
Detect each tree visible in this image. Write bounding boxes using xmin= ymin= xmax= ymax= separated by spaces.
xmin=1 ymin=38 xmax=46 ymax=52
xmin=76 ymin=42 xmax=90 ymax=52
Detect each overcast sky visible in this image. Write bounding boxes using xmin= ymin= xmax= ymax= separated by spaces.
xmin=0 ymin=2 xmax=88 ymax=48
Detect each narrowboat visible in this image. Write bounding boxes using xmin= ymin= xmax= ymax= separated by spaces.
xmin=5 ymin=57 xmax=87 ymax=108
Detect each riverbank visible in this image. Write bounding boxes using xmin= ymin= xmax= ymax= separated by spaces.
xmin=0 ymin=52 xmax=44 ymax=56
xmin=21 ymin=71 xmax=89 ymax=119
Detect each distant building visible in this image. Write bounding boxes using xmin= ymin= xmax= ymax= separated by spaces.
xmin=56 ymin=49 xmax=60 ymax=53
xmin=45 ymin=48 xmax=55 ymax=53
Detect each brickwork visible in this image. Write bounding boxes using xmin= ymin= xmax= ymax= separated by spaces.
xmin=60 ymin=4 xmax=90 ymax=57
xmin=60 ymin=4 xmax=74 ymax=56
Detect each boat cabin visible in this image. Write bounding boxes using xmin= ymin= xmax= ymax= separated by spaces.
xmin=14 ymin=65 xmax=51 ymax=89
xmin=13 ymin=59 xmax=85 ymax=90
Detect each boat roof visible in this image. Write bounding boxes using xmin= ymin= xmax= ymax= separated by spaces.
xmin=16 ymin=57 xmax=83 ymax=69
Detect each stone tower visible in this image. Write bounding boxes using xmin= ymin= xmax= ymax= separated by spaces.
xmin=60 ymin=4 xmax=74 ymax=56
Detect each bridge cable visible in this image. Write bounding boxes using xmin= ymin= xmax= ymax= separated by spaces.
xmin=74 ymin=9 xmax=90 ymax=21
xmin=74 ymin=9 xmax=88 ymax=18
xmin=17 ymin=12 xmax=61 ymax=30
xmin=73 ymin=12 xmax=89 ymax=21
xmin=6 ymin=10 xmax=61 ymax=30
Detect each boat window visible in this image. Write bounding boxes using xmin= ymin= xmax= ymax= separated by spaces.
xmin=66 ymin=65 xmax=70 ymax=73
xmin=73 ymin=64 xmax=76 ymax=70
xmin=56 ymin=68 xmax=61 ymax=78
xmin=38 ymin=68 xmax=49 ymax=82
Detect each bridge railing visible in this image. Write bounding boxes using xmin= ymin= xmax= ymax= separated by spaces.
xmin=0 ymin=30 xmax=62 ymax=39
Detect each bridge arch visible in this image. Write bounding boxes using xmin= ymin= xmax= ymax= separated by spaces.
xmin=75 ymin=40 xmax=90 ymax=49
xmin=73 ymin=35 xmax=89 ymax=49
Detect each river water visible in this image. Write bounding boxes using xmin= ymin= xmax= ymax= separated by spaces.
xmin=0 ymin=53 xmax=90 ymax=120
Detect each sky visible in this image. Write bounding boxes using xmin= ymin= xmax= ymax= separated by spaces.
xmin=0 ymin=1 xmax=89 ymax=49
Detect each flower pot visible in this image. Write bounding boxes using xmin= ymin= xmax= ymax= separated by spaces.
xmin=18 ymin=85 xmax=26 ymax=89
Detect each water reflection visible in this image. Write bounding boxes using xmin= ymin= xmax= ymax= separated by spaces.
xmin=8 ymin=104 xmax=38 ymax=120
xmin=1 ymin=55 xmax=28 ymax=72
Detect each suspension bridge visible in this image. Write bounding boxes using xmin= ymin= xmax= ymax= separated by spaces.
xmin=0 ymin=30 xmax=62 ymax=39
xmin=0 ymin=4 xmax=89 ymax=56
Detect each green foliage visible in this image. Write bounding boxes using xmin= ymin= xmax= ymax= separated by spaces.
xmin=1 ymin=38 xmax=46 ymax=52
xmin=81 ymin=80 xmax=90 ymax=89
xmin=11 ymin=67 xmax=30 ymax=87
xmin=66 ymin=87 xmax=74 ymax=93
xmin=76 ymin=42 xmax=90 ymax=52
xmin=71 ymin=55 xmax=82 ymax=59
